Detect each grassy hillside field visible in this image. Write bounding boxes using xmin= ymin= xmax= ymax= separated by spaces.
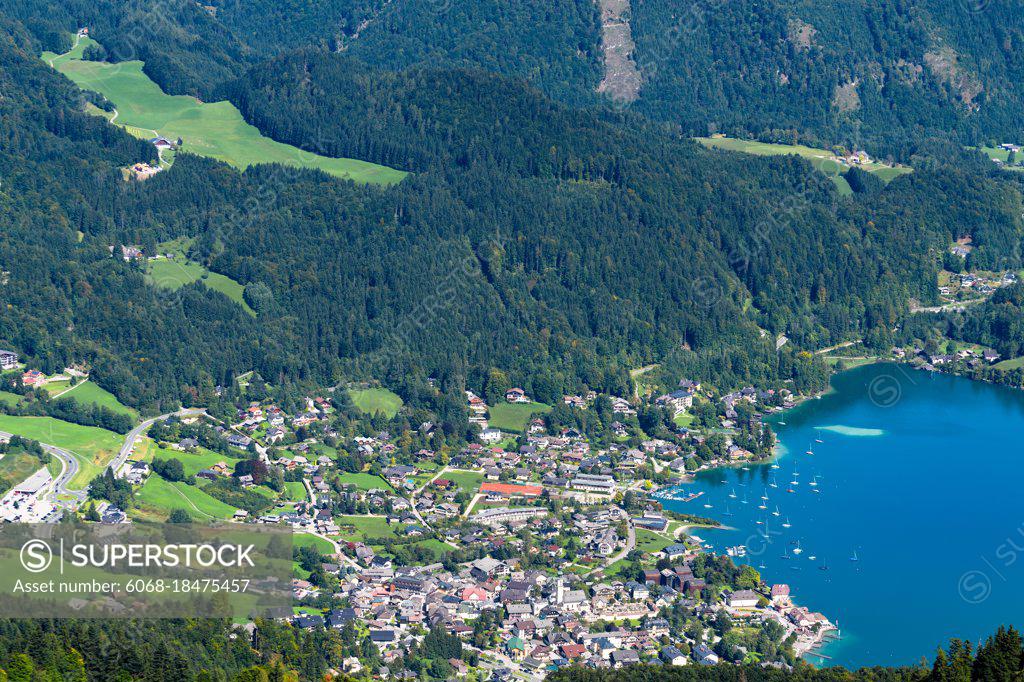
xmin=349 ymin=387 xmax=403 ymax=418
xmin=135 ymin=475 xmax=238 ymax=521
xmin=487 ymin=401 xmax=552 ymax=433
xmin=696 ymin=137 xmax=912 ymax=194
xmin=43 ymin=38 xmax=407 ymax=184
xmin=0 ymin=415 xmax=122 ymax=489
xmin=147 ymin=258 xmax=255 ymax=315
xmin=59 ymin=381 xmax=138 ymax=418
xmin=135 ymin=438 xmax=243 ymax=477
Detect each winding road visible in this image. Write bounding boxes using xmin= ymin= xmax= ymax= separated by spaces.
xmin=0 ymin=407 xmax=208 ymax=517
xmin=108 ymin=407 xmax=207 ymax=478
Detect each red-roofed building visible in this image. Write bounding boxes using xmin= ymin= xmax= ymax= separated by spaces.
xmin=480 ymin=482 xmax=543 ymax=498
xmin=560 ymin=644 xmax=586 ymax=659
xmin=21 ymin=370 xmax=45 ymax=386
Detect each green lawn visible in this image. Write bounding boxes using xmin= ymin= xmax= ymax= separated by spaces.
xmin=285 ymin=481 xmax=308 ymax=501
xmin=335 ymin=515 xmax=399 ymax=542
xmin=349 ymin=388 xmax=403 ymax=418
xmin=44 ymin=40 xmax=407 ymax=185
xmin=0 ymin=391 xmax=23 ymax=408
xmin=140 ymin=443 xmax=241 ymax=478
xmin=41 ymin=380 xmax=72 ymax=395
xmin=487 ymin=402 xmax=552 ymax=433
xmin=293 ymin=533 xmax=335 ymax=554
xmin=635 ymin=528 xmax=673 ymax=554
xmin=147 ymin=258 xmax=255 ymax=315
xmin=673 ymin=412 xmax=696 ymax=428
xmin=696 ymin=136 xmax=913 ymax=194
xmin=58 ymin=381 xmax=137 ymax=418
xmin=136 ymin=475 xmax=238 ymax=520
xmin=0 ymin=415 xmax=122 ymax=489
xmin=405 ymin=538 xmax=451 ymax=559
xmin=335 ymin=472 xmax=391 ymax=491
xmin=442 ymin=469 xmax=484 ymax=492
xmin=993 ymin=356 xmax=1024 ymax=371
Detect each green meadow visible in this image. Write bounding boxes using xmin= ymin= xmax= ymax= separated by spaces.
xmin=979 ymin=146 xmax=1024 ymax=172
xmin=696 ymin=136 xmax=912 ymax=194
xmin=147 ymin=258 xmax=255 ymax=315
xmin=335 ymin=515 xmax=400 ymax=543
xmin=44 ymin=39 xmax=407 ymax=184
xmin=335 ymin=472 xmax=392 ymax=490
xmin=293 ymin=533 xmax=336 ymax=554
xmin=487 ymin=401 xmax=552 ymax=433
xmin=285 ymin=481 xmax=308 ymax=501
xmin=136 ymin=475 xmax=238 ymax=521
xmin=442 ymin=469 xmax=484 ymax=493
xmin=349 ymin=387 xmax=403 ymax=418
xmin=59 ymin=381 xmax=137 ymax=418
xmin=41 ymin=380 xmax=72 ymax=395
xmin=0 ymin=415 xmax=122 ymax=489
xmin=137 ymin=441 xmax=241 ymax=478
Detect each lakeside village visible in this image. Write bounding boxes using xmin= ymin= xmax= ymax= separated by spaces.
xmin=0 ymin=348 xmax=837 ymax=679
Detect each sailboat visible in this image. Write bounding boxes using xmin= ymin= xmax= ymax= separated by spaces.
xmin=782 ymin=517 xmax=792 ymax=529
xmin=723 ymin=504 xmax=733 ymax=517
xmin=770 ymin=463 xmax=780 ymax=470
xmin=819 ymin=558 xmax=829 ymax=571
xmin=729 ymin=488 xmax=737 ymax=499
xmin=772 ymin=505 xmax=781 ymax=517
xmin=806 ymin=442 xmax=814 ymax=455
xmin=849 ymin=550 xmax=859 ymax=562
xmin=758 ymin=500 xmax=767 ymax=510
xmin=808 ymin=555 xmax=817 ymax=561
xmin=809 ymin=476 xmax=818 ymax=487
xmin=703 ymin=502 xmax=713 ymax=509
xmin=769 ymin=476 xmax=778 ymax=488
xmin=793 ymin=541 xmax=803 ymax=555
xmin=741 ymin=492 xmax=749 ymax=505
xmin=761 ymin=491 xmax=769 ymax=500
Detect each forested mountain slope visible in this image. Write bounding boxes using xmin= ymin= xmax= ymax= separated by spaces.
xmin=2 ymin=8 xmax=1024 ymax=418
xmin=203 ymin=0 xmax=1024 ymax=159
xmin=0 ymin=0 xmax=253 ymax=98
xmin=631 ymin=0 xmax=1024 ymax=157
xmin=210 ymin=0 xmax=604 ymax=105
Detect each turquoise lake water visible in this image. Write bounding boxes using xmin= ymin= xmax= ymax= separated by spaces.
xmin=663 ymin=363 xmax=1024 ymax=669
